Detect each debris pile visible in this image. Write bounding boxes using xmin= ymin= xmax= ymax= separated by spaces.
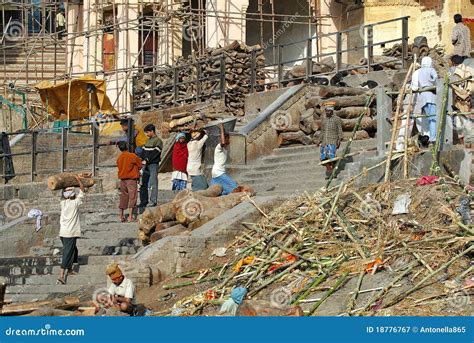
xmin=383 ymin=43 xmax=448 ymax=74
xmin=137 ymin=184 xmax=255 ymax=245
xmin=158 ymin=178 xmax=473 ymax=316
xmin=133 ymin=41 xmax=266 ymax=115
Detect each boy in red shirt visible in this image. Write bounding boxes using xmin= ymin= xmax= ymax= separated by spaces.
xmin=116 ymin=141 xmax=142 ymax=222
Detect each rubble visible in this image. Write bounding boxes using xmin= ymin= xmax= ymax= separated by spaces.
xmin=154 ymin=177 xmax=472 ymax=316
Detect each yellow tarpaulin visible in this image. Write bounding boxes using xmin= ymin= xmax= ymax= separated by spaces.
xmin=35 ymin=76 xmax=118 ymax=120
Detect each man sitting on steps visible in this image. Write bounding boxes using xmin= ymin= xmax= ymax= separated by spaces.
xmin=103 ymin=263 xmax=136 ymax=315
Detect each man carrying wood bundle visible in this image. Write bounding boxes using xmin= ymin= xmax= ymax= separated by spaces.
xmin=171 ymin=132 xmax=189 ymax=192
xmin=187 ymin=129 xmax=209 ymax=191
xmin=210 ymin=123 xmax=238 ymax=195
xmin=139 ymin=124 xmax=163 ymax=209
xmin=109 ymin=119 xmax=147 ymax=156
xmin=57 ymin=177 xmax=85 ymax=285
xmin=116 ymin=141 xmax=142 ymax=222
xmin=104 ymin=263 xmax=136 ymax=315
xmin=319 ymin=102 xmax=343 ymax=180
xmin=452 ymin=14 xmax=472 ymax=58
xmin=412 ymin=56 xmax=438 ymax=147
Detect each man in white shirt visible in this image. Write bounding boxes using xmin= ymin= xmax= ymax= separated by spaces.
xmin=186 ymin=129 xmax=209 ymax=191
xmin=105 ymin=263 xmax=136 ymax=315
xmin=210 ymin=124 xmax=238 ymax=195
xmin=57 ymin=175 xmax=85 ymax=285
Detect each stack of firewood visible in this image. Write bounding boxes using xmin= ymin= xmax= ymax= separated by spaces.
xmin=137 ymin=184 xmax=255 ymax=245
xmin=382 ymin=43 xmax=447 ymax=73
xmin=276 ymin=85 xmax=376 ymax=147
xmin=133 ymin=41 xmax=265 ymax=116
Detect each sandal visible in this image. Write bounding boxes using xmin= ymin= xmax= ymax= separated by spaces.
xmin=67 ymin=270 xmax=78 ymax=276
xmin=56 ymin=278 xmax=66 ymax=285
xmin=120 ymin=217 xmax=127 ymax=223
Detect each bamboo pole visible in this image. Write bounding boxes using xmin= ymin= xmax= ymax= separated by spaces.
xmin=429 ymin=74 xmax=450 ymax=176
xmin=162 ymin=276 xmax=222 ymax=290
xmin=307 ymin=272 xmax=349 ymax=316
xmin=322 ymin=182 xmax=344 ymax=232
xmin=346 ymin=271 xmax=364 ymax=315
xmin=384 ymin=63 xmax=415 ymax=182
xmin=385 ymin=245 xmax=474 ymax=308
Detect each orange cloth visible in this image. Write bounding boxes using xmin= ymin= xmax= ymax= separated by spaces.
xmin=116 ymin=151 xmax=142 ymax=180
xmin=233 ymin=256 xmax=255 ymax=273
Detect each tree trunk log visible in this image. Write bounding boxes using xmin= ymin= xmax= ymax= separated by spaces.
xmin=48 ymin=173 xmax=95 ymax=191
xmin=335 ymin=107 xmax=368 ymax=119
xmin=319 ymin=86 xmax=367 ymax=98
xmin=324 ymin=95 xmax=369 ymax=108
xmin=305 ymin=96 xmax=322 ymax=109
xmin=341 ymin=117 xmax=377 ymax=131
xmin=278 ymin=131 xmax=312 ymax=146
xmin=155 ymin=202 xmax=176 ymax=223
xmin=342 ymin=130 xmax=370 ymax=140
xmin=150 ymin=224 xmax=187 ymax=243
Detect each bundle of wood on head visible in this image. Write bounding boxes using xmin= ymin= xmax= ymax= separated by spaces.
xmin=275 ymin=85 xmax=376 ymax=147
xmin=137 ymin=184 xmax=255 ymax=245
xmin=133 ymin=41 xmax=265 ymax=116
xmin=47 ymin=172 xmax=95 ymax=191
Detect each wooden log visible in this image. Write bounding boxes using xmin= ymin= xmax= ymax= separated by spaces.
xmin=155 ymin=202 xmax=176 ymax=223
xmin=342 ymin=130 xmax=370 ymax=140
xmin=341 ymin=117 xmax=377 ymax=131
xmin=319 ymin=86 xmax=367 ymax=98
xmin=334 ymin=107 xmax=368 ymax=119
xmin=325 ymin=95 xmax=369 ymax=108
xmin=150 ymin=224 xmax=187 ymax=243
xmin=278 ymin=131 xmax=312 ymax=146
xmin=154 ymin=220 xmax=180 ymax=231
xmin=195 ymin=184 xmax=223 ymax=197
xmin=169 ymin=116 xmax=196 ymax=128
xmin=170 ymin=112 xmax=191 ymax=120
xmin=48 ymin=173 xmax=95 ymax=191
xmin=312 ymin=120 xmax=322 ymax=132
xmin=305 ymin=96 xmax=322 ymax=109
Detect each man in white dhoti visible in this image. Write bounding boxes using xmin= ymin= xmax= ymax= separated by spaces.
xmin=411 ymin=57 xmax=438 ymax=147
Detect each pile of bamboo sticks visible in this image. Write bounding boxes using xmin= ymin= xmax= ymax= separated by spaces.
xmin=160 ymin=176 xmax=473 ymax=316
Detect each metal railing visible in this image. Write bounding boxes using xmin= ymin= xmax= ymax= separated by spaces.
xmin=0 ymin=117 xmax=136 ymax=182
xmin=250 ymin=16 xmax=409 ymax=91
xmin=132 ymin=54 xmax=226 ymax=111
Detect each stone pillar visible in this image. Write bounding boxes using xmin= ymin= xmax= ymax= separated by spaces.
xmin=206 ymin=0 xmax=249 ymax=48
xmin=376 ymin=87 xmax=392 ymax=155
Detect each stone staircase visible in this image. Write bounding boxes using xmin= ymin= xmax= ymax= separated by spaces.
xmin=0 ymin=187 xmax=176 ymax=303
xmin=235 ymin=139 xmax=377 ymax=195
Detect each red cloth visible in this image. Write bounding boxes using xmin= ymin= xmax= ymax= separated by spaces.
xmin=416 ymin=176 xmax=439 ymax=186
xmin=172 ymin=141 xmax=188 ymax=173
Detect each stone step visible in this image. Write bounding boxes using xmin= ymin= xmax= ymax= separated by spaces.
xmin=239 ymin=167 xmax=327 ymax=181
xmin=270 ymin=139 xmax=377 ymax=157
xmin=0 ymin=255 xmax=120 ymax=269
xmin=4 ymin=293 xmax=50 ymax=303
xmin=249 ymin=179 xmax=329 ymax=193
xmin=6 ymin=283 xmax=98 ymax=296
